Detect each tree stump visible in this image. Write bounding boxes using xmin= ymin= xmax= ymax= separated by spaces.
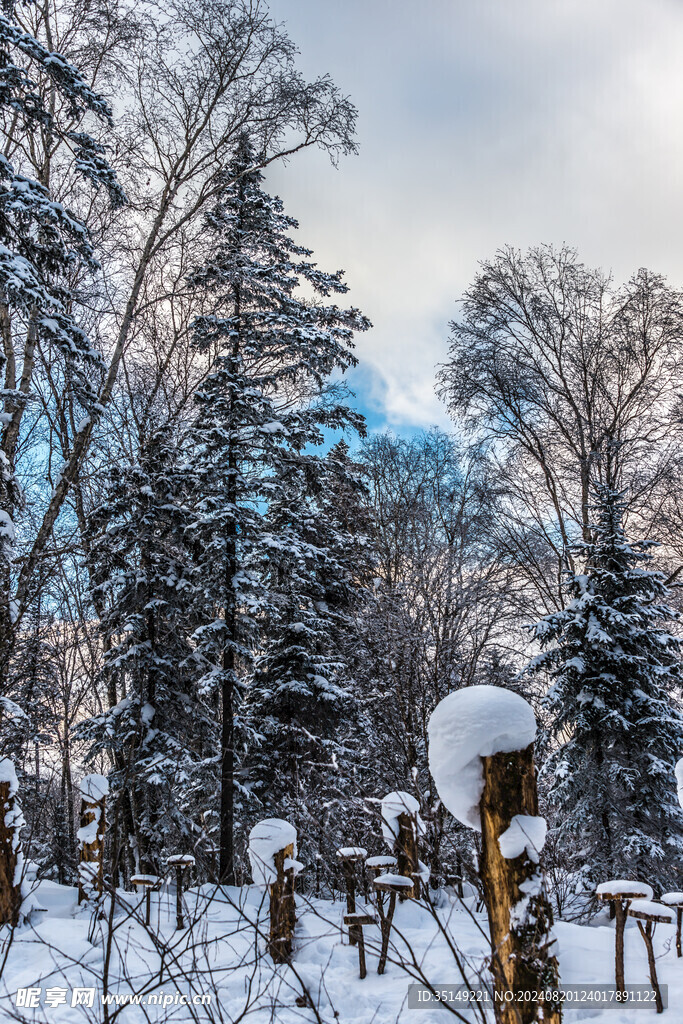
xmin=395 ymin=812 xmax=419 ymax=899
xmin=660 ymin=892 xmax=683 ymax=959
xmin=337 ymin=847 xmax=367 ymax=946
xmin=77 ymin=775 xmax=109 ymax=906
xmin=627 ymin=899 xmax=675 ymax=1014
xmin=0 ymin=761 xmax=23 ymax=926
xmin=166 ymin=855 xmax=195 ymax=930
xmin=595 ymin=881 xmax=653 ymax=992
xmin=268 ymin=844 xmax=298 ymax=963
xmin=479 ymin=744 xmax=560 ymax=1024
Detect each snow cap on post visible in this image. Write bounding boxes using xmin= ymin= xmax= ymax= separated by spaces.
xmin=248 ymin=818 xmax=297 ymax=887
xmin=427 ymin=685 xmax=537 ymax=831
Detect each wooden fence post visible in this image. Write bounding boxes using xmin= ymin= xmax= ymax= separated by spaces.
xmin=0 ymin=759 xmax=23 ymax=926
xmin=77 ymin=774 xmax=109 ymax=906
xmin=479 ymin=745 xmax=560 ymax=1024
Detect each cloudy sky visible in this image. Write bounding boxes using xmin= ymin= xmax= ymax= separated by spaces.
xmin=266 ymin=0 xmax=683 ymax=433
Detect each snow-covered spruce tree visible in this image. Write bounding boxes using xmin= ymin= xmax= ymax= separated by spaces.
xmin=185 ymin=135 xmax=369 ymax=883
xmin=529 ymin=485 xmax=683 ymax=890
xmin=0 ymin=3 xmax=123 ymax=690
xmin=248 ymin=441 xmax=374 ymax=879
xmin=78 ymin=427 xmax=215 ymax=878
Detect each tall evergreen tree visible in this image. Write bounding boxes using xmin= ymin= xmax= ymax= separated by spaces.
xmin=79 ymin=427 xmax=212 ymax=877
xmin=529 ymin=485 xmax=683 ymax=889
xmin=186 ymin=134 xmax=369 ymax=882
xmin=248 ymin=441 xmax=374 ymax=870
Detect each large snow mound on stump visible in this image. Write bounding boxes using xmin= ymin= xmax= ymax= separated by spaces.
xmin=676 ymin=757 xmax=683 ymax=809
xmin=79 ymin=774 xmax=109 ymax=801
xmin=248 ymin=818 xmax=297 ymax=887
xmin=380 ymin=791 xmax=425 ymax=849
xmin=0 ymin=757 xmax=18 ymax=797
xmin=427 ymin=685 xmax=537 ymax=831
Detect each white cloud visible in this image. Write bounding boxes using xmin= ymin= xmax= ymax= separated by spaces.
xmin=266 ymin=0 xmax=683 ymax=430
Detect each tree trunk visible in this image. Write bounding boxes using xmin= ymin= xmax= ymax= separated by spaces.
xmin=78 ymin=792 xmax=106 ymax=905
xmin=479 ymin=743 xmax=561 ymax=1024
xmin=0 ymin=778 xmax=22 ymax=925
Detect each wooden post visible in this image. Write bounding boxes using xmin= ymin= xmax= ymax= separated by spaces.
xmin=0 ymin=761 xmax=23 ymax=926
xmin=344 ymin=913 xmax=375 ymax=979
xmin=366 ymin=857 xmax=397 ymax=918
xmin=395 ymin=812 xmax=418 ymax=899
xmin=479 ymin=744 xmax=560 ymax=1024
xmin=596 ymin=883 xmax=653 ymax=993
xmin=77 ymin=775 xmax=108 ymax=906
xmin=131 ymin=875 xmax=160 ymax=927
xmin=337 ymin=848 xmax=366 ymax=946
xmin=373 ymin=875 xmax=413 ymax=975
xmin=660 ymin=893 xmax=683 ymax=959
xmin=268 ymin=843 xmax=296 ymax=963
xmin=165 ymin=855 xmax=195 ymax=930
xmin=628 ymin=901 xmax=675 ymax=1015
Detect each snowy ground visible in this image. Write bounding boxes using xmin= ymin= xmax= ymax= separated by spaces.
xmin=0 ymin=881 xmax=681 ymax=1022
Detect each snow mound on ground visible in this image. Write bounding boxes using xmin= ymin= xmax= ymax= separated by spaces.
xmin=79 ymin=774 xmax=109 ymax=801
xmin=427 ymin=685 xmax=537 ymax=830
xmin=498 ymin=815 xmax=547 ymax=863
xmin=248 ymin=818 xmax=297 ymax=887
xmin=628 ymin=899 xmax=675 ymax=922
xmin=595 ymin=880 xmax=654 ymax=899
xmin=380 ymin=791 xmax=425 ymax=849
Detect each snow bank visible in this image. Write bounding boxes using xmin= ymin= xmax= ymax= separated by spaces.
xmin=427 ymin=685 xmax=537 ymax=830
xmin=498 ymin=815 xmax=547 ymax=864
xmin=79 ymin=774 xmax=109 ymax=802
xmin=595 ymin=880 xmax=654 ymax=900
xmin=248 ymin=818 xmax=297 ymax=887
xmin=380 ymin=791 xmax=425 ymax=849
